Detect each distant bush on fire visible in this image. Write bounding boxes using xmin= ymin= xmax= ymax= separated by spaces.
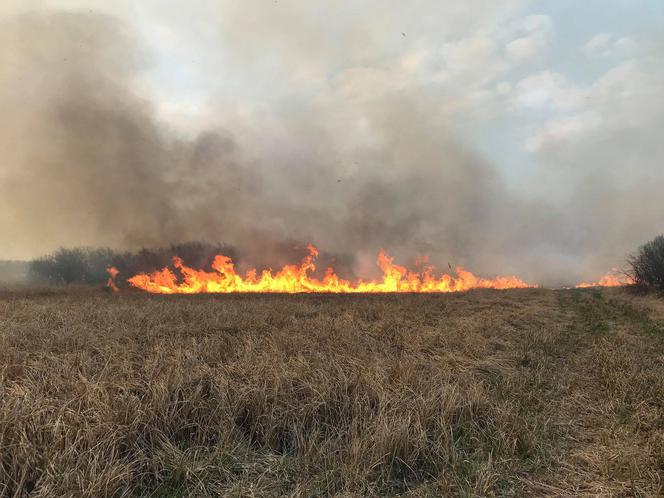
xmin=28 ymin=242 xmax=236 ymax=285
xmin=628 ymin=235 xmax=664 ymax=292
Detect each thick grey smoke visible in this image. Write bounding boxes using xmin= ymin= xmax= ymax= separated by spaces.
xmin=0 ymin=12 xmax=263 ymax=262
xmin=0 ymin=7 xmax=662 ymax=286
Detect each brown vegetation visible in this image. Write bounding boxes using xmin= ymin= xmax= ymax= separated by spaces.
xmin=1 ymin=287 xmax=663 ymax=496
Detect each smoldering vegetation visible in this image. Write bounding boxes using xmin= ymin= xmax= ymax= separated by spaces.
xmin=1 ymin=288 xmax=664 ymax=496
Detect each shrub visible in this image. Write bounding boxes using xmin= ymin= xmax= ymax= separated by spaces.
xmin=29 ymin=248 xmax=91 ymax=284
xmin=628 ymin=235 xmax=664 ymax=291
xmin=28 ymin=243 xmax=236 ymax=286
xmin=0 ymin=260 xmax=29 ymax=284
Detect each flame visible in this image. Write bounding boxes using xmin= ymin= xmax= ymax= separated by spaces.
xmin=106 ymin=266 xmax=119 ymax=292
xmin=575 ymin=268 xmax=633 ymax=288
xmin=125 ymin=244 xmax=533 ymax=294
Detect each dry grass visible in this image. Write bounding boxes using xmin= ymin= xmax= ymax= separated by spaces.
xmin=1 ymin=287 xmax=663 ymax=497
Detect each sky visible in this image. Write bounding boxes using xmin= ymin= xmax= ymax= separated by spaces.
xmin=0 ymin=1 xmax=663 ymax=285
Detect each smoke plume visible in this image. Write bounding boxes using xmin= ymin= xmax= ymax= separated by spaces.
xmin=1 ymin=5 xmax=662 ymax=286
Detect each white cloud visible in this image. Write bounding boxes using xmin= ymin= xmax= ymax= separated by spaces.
xmin=495 ymin=81 xmax=512 ymax=95
xmin=437 ymin=31 xmax=502 ymax=84
xmin=506 ymin=36 xmax=542 ymax=59
xmin=524 ymin=111 xmax=599 ymax=151
xmin=582 ymin=33 xmax=637 ymax=58
xmin=505 ymin=14 xmax=553 ymax=60
xmin=522 ymin=59 xmax=663 ymax=152
xmin=513 ymin=71 xmax=583 ymax=111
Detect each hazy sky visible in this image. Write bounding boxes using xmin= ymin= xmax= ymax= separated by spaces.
xmin=1 ymin=1 xmax=663 ymax=285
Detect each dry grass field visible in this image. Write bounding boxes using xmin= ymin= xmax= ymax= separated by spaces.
xmin=1 ymin=287 xmax=664 ymax=497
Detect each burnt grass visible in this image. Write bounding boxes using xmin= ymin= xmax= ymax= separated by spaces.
xmin=1 ymin=288 xmax=664 ymax=497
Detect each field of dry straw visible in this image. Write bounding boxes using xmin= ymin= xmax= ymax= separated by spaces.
xmin=1 ymin=287 xmax=664 ymax=496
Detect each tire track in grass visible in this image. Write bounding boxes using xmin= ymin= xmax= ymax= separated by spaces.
xmin=534 ymin=289 xmax=664 ymax=496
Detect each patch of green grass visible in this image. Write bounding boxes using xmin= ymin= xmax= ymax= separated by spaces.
xmin=609 ymin=299 xmax=664 ymax=338
xmin=568 ymin=289 xmax=614 ymax=336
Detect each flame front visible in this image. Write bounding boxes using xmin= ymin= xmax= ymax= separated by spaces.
xmin=575 ymin=268 xmax=634 ymax=288
xmin=106 ymin=266 xmax=120 ymax=292
xmin=126 ymin=244 xmax=533 ymax=294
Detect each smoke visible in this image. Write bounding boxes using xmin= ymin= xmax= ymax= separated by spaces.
xmin=0 ymin=12 xmax=176 ymax=252
xmin=0 ymin=6 xmax=662 ymax=286
xmin=0 ymin=11 xmax=267 ymax=263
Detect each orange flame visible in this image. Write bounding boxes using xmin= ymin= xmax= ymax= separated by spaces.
xmin=126 ymin=244 xmax=533 ymax=294
xmin=106 ymin=266 xmax=119 ymax=292
xmin=575 ymin=268 xmax=633 ymax=288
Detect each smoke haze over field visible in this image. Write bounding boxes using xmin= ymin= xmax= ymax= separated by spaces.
xmin=1 ymin=1 xmax=663 ymax=285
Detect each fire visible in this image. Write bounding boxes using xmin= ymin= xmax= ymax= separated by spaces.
xmin=124 ymin=244 xmax=533 ymax=294
xmin=106 ymin=266 xmax=120 ymax=292
xmin=575 ymin=268 xmax=634 ymax=288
